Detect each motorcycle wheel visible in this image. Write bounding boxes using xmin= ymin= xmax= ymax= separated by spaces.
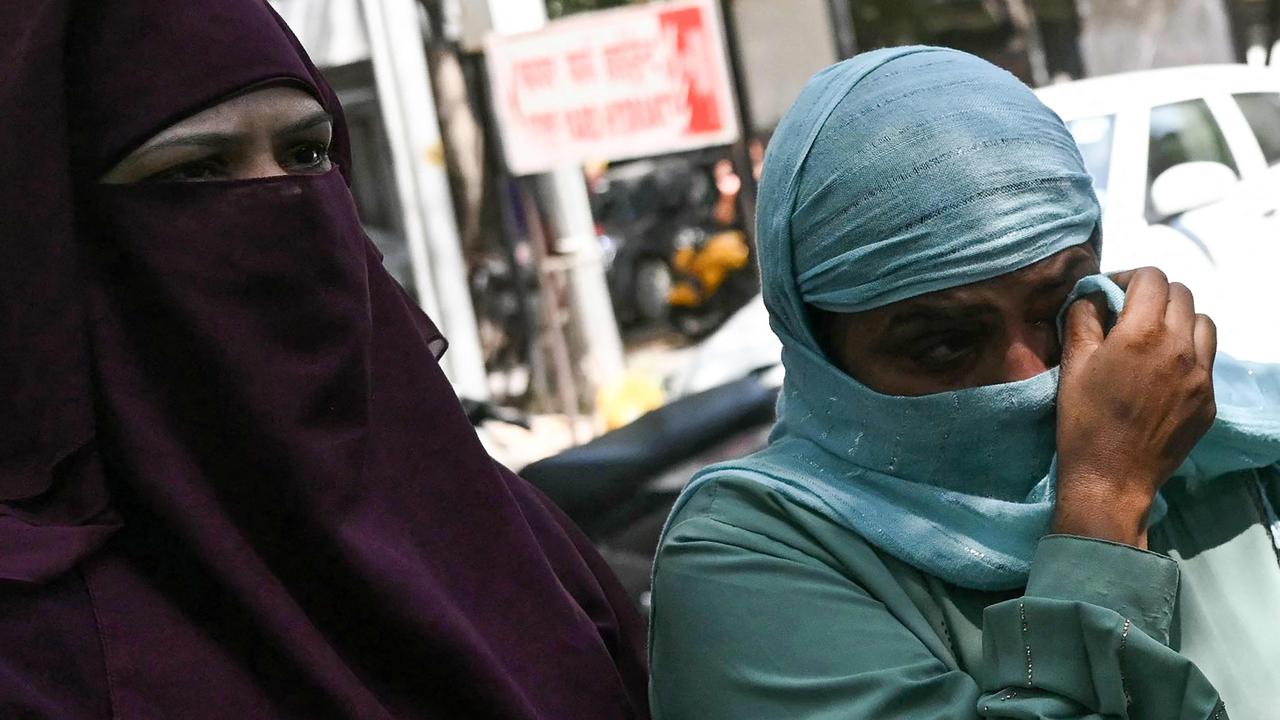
xmin=633 ymin=258 xmax=673 ymax=324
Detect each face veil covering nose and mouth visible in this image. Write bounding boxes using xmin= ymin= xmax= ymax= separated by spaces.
xmin=660 ymin=46 xmax=1280 ymax=592
xmin=0 ymin=1 xmax=648 ymax=718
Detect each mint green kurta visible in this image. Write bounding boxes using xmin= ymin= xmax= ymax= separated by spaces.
xmin=650 ymin=469 xmax=1280 ymax=719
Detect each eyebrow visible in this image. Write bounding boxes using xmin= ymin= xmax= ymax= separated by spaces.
xmin=273 ymin=110 xmax=333 ymax=139
xmin=128 ymin=111 xmax=333 ymax=164
xmin=887 ymin=250 xmax=1097 ymax=327
xmin=129 ymin=132 xmax=236 ymax=163
xmin=889 ymin=305 xmax=995 ymax=328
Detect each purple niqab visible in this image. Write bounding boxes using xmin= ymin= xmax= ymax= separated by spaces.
xmin=0 ymin=2 xmax=649 ymax=718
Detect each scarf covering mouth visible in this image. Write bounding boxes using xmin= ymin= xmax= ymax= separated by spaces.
xmin=660 ymin=47 xmax=1280 ymax=591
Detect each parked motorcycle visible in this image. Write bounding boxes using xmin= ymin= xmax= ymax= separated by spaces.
xmin=667 ymin=225 xmax=756 ymax=338
xmin=591 ymin=157 xmax=717 ymax=329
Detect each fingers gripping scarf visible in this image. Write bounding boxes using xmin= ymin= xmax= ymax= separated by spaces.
xmin=663 ymin=47 xmax=1280 ymax=591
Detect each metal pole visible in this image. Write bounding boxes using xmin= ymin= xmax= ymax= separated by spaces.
xmin=518 ymin=184 xmax=586 ymax=442
xmin=469 ymin=0 xmax=626 ymax=399
xmin=1004 ymin=0 xmax=1050 ymax=87
xmin=1221 ymin=0 xmax=1249 ymax=64
xmin=718 ymin=0 xmax=758 ymax=247
xmin=534 ymin=169 xmax=626 ymax=388
xmin=827 ymin=0 xmax=858 ymax=59
xmin=1268 ymin=0 xmax=1280 ymax=63
xmin=360 ymin=0 xmax=490 ymax=399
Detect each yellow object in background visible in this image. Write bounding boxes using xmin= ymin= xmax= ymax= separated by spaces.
xmin=668 ymin=230 xmax=751 ymax=307
xmin=597 ymin=371 xmax=667 ymax=431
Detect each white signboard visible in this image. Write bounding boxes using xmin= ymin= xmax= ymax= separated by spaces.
xmin=484 ymin=0 xmax=740 ymax=176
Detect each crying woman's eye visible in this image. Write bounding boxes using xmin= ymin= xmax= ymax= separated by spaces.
xmin=913 ymin=335 xmax=978 ymax=371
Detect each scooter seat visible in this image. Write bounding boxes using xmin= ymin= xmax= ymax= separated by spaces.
xmin=520 ymin=373 xmax=778 ymax=528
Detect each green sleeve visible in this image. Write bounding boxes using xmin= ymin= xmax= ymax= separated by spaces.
xmin=650 ymin=513 xmax=1225 ymax=719
xmin=979 ymin=535 xmax=1225 ymax=718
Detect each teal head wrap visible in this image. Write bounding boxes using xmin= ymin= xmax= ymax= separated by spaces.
xmin=664 ymin=47 xmax=1280 ymax=591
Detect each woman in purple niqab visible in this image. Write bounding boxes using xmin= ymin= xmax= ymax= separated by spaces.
xmin=0 ymin=2 xmax=649 ymax=718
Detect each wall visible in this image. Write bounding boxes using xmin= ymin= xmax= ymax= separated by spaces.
xmin=731 ymin=0 xmax=840 ymax=131
xmin=1078 ymin=0 xmax=1235 ymax=76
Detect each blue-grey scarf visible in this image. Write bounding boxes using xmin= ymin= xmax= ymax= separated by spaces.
xmin=665 ymin=47 xmax=1280 ymax=591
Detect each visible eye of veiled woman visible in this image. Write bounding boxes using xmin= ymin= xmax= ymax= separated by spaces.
xmin=284 ymin=141 xmax=331 ymax=173
xmin=146 ymin=157 xmax=227 ymax=183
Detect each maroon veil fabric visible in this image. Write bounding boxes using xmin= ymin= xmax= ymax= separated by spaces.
xmin=0 ymin=2 xmax=648 ymax=718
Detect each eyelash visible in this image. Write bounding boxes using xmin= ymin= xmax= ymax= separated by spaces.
xmin=145 ymin=141 xmax=332 ymax=183
xmin=151 ymin=158 xmax=225 ymax=183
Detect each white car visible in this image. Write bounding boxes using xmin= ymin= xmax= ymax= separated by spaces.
xmin=670 ymin=64 xmax=1280 ymax=393
xmin=1038 ymin=64 xmax=1280 ymax=363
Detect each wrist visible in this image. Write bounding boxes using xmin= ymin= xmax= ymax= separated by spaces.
xmin=1050 ymin=511 xmax=1149 ymax=548
xmin=1052 ymin=478 xmax=1154 ymax=548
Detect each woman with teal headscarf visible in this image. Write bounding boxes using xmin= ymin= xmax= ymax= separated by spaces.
xmin=649 ymin=47 xmax=1280 ymax=719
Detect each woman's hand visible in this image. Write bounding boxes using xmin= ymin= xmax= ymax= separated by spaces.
xmin=1054 ymin=267 xmax=1217 ymax=548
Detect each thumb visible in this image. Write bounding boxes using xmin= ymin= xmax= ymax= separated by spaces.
xmin=1061 ymin=295 xmax=1105 ymax=373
